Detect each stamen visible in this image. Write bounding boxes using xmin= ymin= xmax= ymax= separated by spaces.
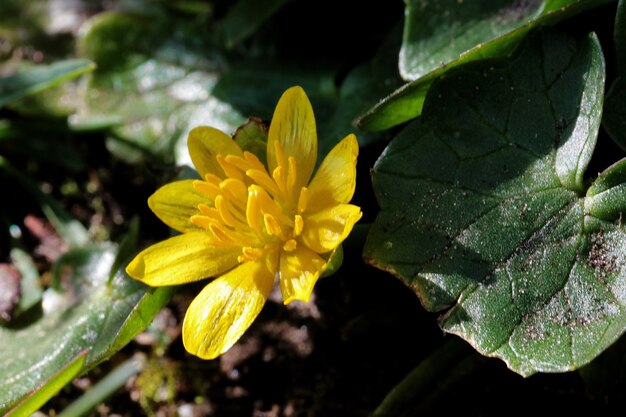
xmin=283 ymin=239 xmax=297 ymax=252
xmin=204 ymin=173 xmax=222 ymax=186
xmin=293 ymin=215 xmax=304 ymax=237
xmin=263 ymin=213 xmax=283 ymax=238
xmin=197 ymin=205 xmax=221 ymax=222
xmin=215 ymin=195 xmax=238 ymax=227
xmin=246 ymin=169 xmax=280 ymax=196
xmin=193 ymin=180 xmax=220 ymax=200
xmin=220 ymin=178 xmax=247 ymax=205
xmin=246 ymin=186 xmax=265 ymax=237
xmin=209 ymin=223 xmax=238 ymax=245
xmin=286 ymin=156 xmax=297 ymax=189
xmin=272 ymin=165 xmax=287 ymax=197
xmin=238 ymin=246 xmax=264 ymax=263
xmin=190 ymin=215 xmax=213 ymax=229
xmin=243 ymin=151 xmax=266 ymax=171
xmin=297 ymin=187 xmax=309 ymax=214
xmin=216 ymin=155 xmax=244 ymax=181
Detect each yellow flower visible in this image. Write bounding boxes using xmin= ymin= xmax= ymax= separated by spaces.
xmin=126 ymin=86 xmax=362 ymax=359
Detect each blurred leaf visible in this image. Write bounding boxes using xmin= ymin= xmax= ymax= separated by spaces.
xmin=0 ymin=60 xmax=95 ymax=108
xmin=363 ymin=31 xmax=621 ymax=376
xmin=357 ymin=0 xmax=612 ymax=132
xmin=0 ymin=244 xmax=173 ymax=412
xmin=602 ymin=0 xmax=626 ymax=150
xmin=220 ymin=0 xmax=292 ymax=48
xmin=0 ymin=156 xmax=89 ymax=247
xmin=75 ymin=9 xmax=394 ymax=165
xmin=4 ymin=351 xmax=87 ymax=417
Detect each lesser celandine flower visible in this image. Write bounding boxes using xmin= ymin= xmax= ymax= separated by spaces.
xmin=126 ymin=86 xmax=362 ymax=359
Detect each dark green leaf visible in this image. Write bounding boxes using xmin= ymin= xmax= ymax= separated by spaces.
xmin=0 ymin=244 xmax=173 ymax=412
xmin=364 ymin=31 xmax=619 ymax=376
xmin=0 ymin=60 xmax=95 ymax=108
xmin=357 ymin=0 xmax=612 ymax=132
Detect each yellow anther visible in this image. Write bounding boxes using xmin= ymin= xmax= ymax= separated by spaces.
xmin=297 ymin=187 xmax=308 ymax=214
xmin=246 ymin=169 xmax=280 ymax=196
xmin=204 ymin=173 xmax=222 ymax=186
xmin=220 ymin=178 xmax=248 ymax=205
xmin=263 ymin=213 xmax=283 ymax=238
xmin=209 ymin=223 xmax=238 ymax=245
xmin=286 ymin=156 xmax=297 ymax=189
xmin=243 ymin=151 xmax=266 ymax=171
xmin=193 ymin=180 xmax=220 ymax=200
xmin=215 ymin=195 xmax=238 ymax=227
xmin=197 ymin=204 xmax=221 ymax=222
xmin=246 ymin=185 xmax=265 ymax=237
xmin=283 ymin=239 xmax=297 ymax=252
xmin=238 ymin=246 xmax=265 ymax=263
xmin=190 ymin=215 xmax=213 ymax=229
xmin=216 ymin=155 xmax=244 ymax=181
xmin=293 ymin=215 xmax=304 ymax=237
xmin=272 ymin=165 xmax=287 ymax=196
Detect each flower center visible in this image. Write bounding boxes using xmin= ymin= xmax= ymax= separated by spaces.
xmin=189 ymin=142 xmax=309 ymax=263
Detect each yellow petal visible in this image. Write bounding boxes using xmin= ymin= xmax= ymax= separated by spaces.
xmin=188 ymin=126 xmax=243 ymax=179
xmin=126 ymin=231 xmax=239 ymax=286
xmin=301 ymin=204 xmax=362 ymax=254
xmin=267 ymin=86 xmax=317 ymax=190
xmin=182 ymin=259 xmax=274 ymax=359
xmin=307 ymin=134 xmax=358 ymax=212
xmin=148 ymin=180 xmax=207 ymax=233
xmin=279 ymin=245 xmax=326 ymax=304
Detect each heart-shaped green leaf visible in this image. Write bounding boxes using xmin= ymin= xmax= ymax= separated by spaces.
xmin=357 ymin=0 xmax=612 ymax=132
xmin=0 ymin=60 xmax=94 ymax=108
xmin=602 ymin=0 xmax=626 ymax=150
xmin=363 ymin=30 xmax=623 ymax=376
xmin=0 ymin=244 xmax=173 ymax=412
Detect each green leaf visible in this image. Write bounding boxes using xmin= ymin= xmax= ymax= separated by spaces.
xmin=4 ymin=351 xmax=87 ymax=417
xmin=0 ymin=59 xmax=95 ymax=108
xmin=0 ymin=244 xmax=173 ymax=412
xmin=602 ymin=0 xmax=626 ymax=150
xmin=357 ymin=0 xmax=612 ymax=132
xmin=364 ymin=30 xmax=618 ymax=376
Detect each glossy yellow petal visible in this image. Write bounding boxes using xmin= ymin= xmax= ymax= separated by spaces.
xmin=307 ymin=134 xmax=358 ymax=212
xmin=267 ymin=86 xmax=317 ymax=189
xmin=126 ymin=231 xmax=239 ymax=286
xmin=188 ymin=126 xmax=243 ymax=179
xmin=148 ymin=180 xmax=207 ymax=233
xmin=182 ymin=259 xmax=274 ymax=359
xmin=301 ymin=204 xmax=362 ymax=254
xmin=279 ymin=245 xmax=326 ymax=304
